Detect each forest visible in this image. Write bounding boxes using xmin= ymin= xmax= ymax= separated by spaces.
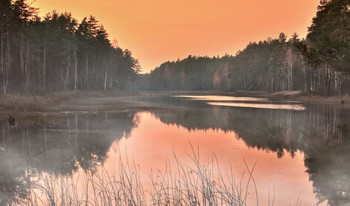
xmin=0 ymin=0 xmax=141 ymax=94
xmin=1 ymin=0 xmax=350 ymax=96
xmin=145 ymin=0 xmax=350 ymax=96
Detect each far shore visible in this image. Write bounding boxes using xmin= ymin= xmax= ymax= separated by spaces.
xmin=0 ymin=90 xmax=348 ymax=127
xmin=144 ymin=90 xmax=350 ymax=104
xmin=0 ymin=90 xmax=348 ymax=114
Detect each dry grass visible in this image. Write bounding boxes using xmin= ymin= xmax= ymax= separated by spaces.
xmin=0 ymin=94 xmax=67 ymax=111
xmin=22 ymin=145 xmax=259 ymax=206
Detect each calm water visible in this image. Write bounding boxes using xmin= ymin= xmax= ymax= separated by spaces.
xmin=1 ymin=94 xmax=350 ymax=205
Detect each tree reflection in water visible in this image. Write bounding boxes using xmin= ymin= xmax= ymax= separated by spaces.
xmin=0 ymin=111 xmax=138 ymax=205
xmin=151 ymin=101 xmax=350 ymax=205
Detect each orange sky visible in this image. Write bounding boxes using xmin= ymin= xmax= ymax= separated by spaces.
xmin=32 ymin=0 xmax=320 ymax=73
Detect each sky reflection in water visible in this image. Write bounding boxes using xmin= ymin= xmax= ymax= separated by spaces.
xmin=109 ymin=112 xmax=317 ymax=205
xmin=175 ymin=95 xmax=306 ymax=111
xmin=175 ymin=95 xmax=268 ymax=102
xmin=207 ymin=102 xmax=306 ymax=111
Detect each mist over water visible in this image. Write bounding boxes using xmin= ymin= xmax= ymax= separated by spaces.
xmin=0 ymin=94 xmax=349 ymax=205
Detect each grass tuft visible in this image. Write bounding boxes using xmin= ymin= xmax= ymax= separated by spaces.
xmin=0 ymin=94 xmax=66 ymax=111
xmin=24 ymin=149 xmax=258 ymax=206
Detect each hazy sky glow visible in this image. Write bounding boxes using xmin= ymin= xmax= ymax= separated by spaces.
xmin=32 ymin=0 xmax=319 ymax=72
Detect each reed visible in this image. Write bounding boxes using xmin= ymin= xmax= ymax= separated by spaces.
xmin=23 ymin=147 xmax=258 ymax=206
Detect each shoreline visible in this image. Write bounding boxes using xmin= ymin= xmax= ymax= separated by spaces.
xmin=145 ymin=90 xmax=350 ymax=104
xmin=0 ymin=90 xmax=349 ymax=127
xmin=0 ymin=90 xmax=348 ymax=114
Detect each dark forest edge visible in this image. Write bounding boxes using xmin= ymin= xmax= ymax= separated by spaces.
xmin=2 ymin=0 xmax=350 ymax=100
xmin=0 ymin=0 xmax=141 ymax=95
xmin=142 ymin=0 xmax=350 ymax=97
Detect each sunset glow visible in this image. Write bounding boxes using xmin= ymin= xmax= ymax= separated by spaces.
xmin=32 ymin=0 xmax=319 ymax=72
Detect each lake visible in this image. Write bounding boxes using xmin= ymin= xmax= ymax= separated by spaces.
xmin=0 ymin=93 xmax=349 ymax=205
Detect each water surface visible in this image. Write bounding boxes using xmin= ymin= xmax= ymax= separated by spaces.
xmin=0 ymin=94 xmax=349 ymax=205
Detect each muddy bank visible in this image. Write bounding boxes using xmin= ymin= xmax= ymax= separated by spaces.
xmin=0 ymin=90 xmax=160 ymax=127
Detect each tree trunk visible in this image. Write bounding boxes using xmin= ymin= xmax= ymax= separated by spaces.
xmin=20 ymin=27 xmax=25 ymax=92
xmin=104 ymin=67 xmax=108 ymax=90
xmin=0 ymin=31 xmax=4 ymax=94
xmin=286 ymin=48 xmax=294 ymax=91
xmin=65 ymin=43 xmax=71 ymax=91
xmin=85 ymin=53 xmax=89 ymax=89
xmin=42 ymin=40 xmax=47 ymax=91
xmin=271 ymin=75 xmax=274 ymax=93
xmin=3 ymin=30 xmax=10 ymax=95
xmin=104 ymin=50 xmax=113 ymax=90
xmin=25 ymin=41 xmax=30 ymax=94
xmin=303 ymin=65 xmax=307 ymax=92
xmin=73 ymin=46 xmax=78 ymax=91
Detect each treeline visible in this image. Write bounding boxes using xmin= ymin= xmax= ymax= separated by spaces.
xmin=0 ymin=0 xmax=140 ymax=94
xmin=145 ymin=0 xmax=350 ymax=95
xmin=144 ymin=55 xmax=234 ymax=91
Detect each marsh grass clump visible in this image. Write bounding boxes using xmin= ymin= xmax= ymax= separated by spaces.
xmin=23 ymin=145 xmax=258 ymax=206
xmin=0 ymin=94 xmax=66 ymax=111
xmin=148 ymin=147 xmax=257 ymax=206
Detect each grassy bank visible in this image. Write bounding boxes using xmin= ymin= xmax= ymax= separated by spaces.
xmin=0 ymin=94 xmax=67 ymax=111
xmin=2 ymin=90 xmax=348 ymax=112
xmin=0 ymin=90 xmax=141 ymax=112
xmin=1 ymin=90 xmax=348 ymax=116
